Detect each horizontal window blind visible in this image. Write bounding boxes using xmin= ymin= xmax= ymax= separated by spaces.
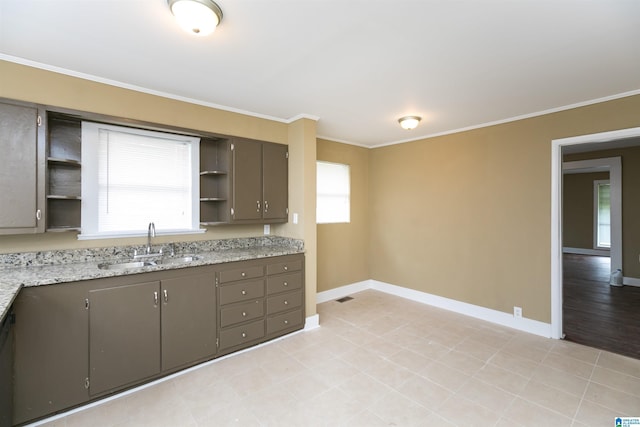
xmin=81 ymin=122 xmax=200 ymax=238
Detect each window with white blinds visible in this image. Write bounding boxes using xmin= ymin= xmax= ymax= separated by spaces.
xmin=80 ymin=122 xmax=201 ymax=239
xmin=316 ymin=161 xmax=350 ymax=224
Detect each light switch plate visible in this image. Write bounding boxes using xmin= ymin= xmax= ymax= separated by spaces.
xmin=293 ymin=213 xmax=298 ymax=224
xmin=264 ymin=224 xmax=270 ymax=235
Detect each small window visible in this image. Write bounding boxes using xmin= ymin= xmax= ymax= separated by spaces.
xmin=80 ymin=122 xmax=201 ymax=239
xmin=317 ymin=161 xmax=350 ymax=224
xmin=594 ymin=179 xmax=610 ymax=249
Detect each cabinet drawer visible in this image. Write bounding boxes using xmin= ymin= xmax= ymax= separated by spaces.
xmin=267 ymin=291 xmax=302 ymax=315
xmin=266 ymin=259 xmax=302 ymax=276
xmin=219 ymin=279 xmax=264 ymax=305
xmin=266 ymin=272 xmax=302 ymax=295
xmin=219 ymin=319 xmax=265 ymax=351
xmin=267 ymin=309 xmax=303 ymax=335
xmin=220 ymin=299 xmax=264 ymax=328
xmin=219 ymin=265 xmax=264 ymax=284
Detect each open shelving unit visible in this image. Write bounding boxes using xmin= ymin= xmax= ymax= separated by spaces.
xmin=46 ymin=113 xmax=82 ymax=232
xmin=200 ymin=137 xmax=231 ymax=225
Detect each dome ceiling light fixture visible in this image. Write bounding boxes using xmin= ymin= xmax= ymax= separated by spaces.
xmin=167 ymin=0 xmax=223 ymax=36
xmin=398 ymin=116 xmax=422 ymax=130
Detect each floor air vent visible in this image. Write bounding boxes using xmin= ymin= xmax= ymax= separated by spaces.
xmin=336 ymin=296 xmax=353 ymax=303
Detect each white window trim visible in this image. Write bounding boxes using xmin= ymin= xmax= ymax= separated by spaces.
xmin=593 ymin=179 xmax=611 ymax=250
xmin=79 ymin=122 xmax=203 ymax=240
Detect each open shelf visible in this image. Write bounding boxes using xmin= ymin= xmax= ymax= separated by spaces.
xmin=199 ymin=137 xmax=231 ymax=225
xmin=46 ymin=113 xmax=82 ymax=232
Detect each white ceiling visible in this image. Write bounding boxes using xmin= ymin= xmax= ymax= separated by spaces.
xmin=1 ymin=0 xmax=639 ymax=147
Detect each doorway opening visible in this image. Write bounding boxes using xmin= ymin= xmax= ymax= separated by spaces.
xmin=551 ymin=127 xmax=640 ymax=355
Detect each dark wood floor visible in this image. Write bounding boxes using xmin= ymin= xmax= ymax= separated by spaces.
xmin=563 ymin=254 xmax=640 ymax=359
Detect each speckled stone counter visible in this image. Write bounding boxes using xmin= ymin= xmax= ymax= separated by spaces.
xmin=0 ymin=236 xmax=304 ymax=322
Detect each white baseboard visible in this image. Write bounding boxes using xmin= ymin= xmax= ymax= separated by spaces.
xmin=316 ymin=280 xmax=370 ymax=304
xmin=563 ymin=247 xmax=610 ymax=257
xmin=317 ymin=279 xmax=552 ymax=338
xmin=623 ymin=276 xmax=640 ymax=287
xmin=304 ymin=314 xmax=320 ymax=330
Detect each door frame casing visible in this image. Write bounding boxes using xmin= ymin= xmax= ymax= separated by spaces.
xmin=551 ymin=127 xmax=640 ymax=339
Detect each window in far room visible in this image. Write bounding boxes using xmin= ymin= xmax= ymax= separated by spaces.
xmin=316 ymin=161 xmax=350 ymax=224
xmin=594 ymin=179 xmax=611 ymax=249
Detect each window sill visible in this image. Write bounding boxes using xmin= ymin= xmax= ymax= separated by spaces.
xmin=77 ymin=228 xmax=206 ymax=241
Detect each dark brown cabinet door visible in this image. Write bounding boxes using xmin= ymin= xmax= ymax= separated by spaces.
xmin=89 ymin=281 xmax=161 ymax=396
xmin=0 ymin=102 xmax=43 ymax=234
xmin=232 ymin=138 xmax=263 ymax=221
xmin=161 ymin=274 xmax=216 ymax=372
xmin=262 ymin=142 xmax=288 ymax=221
xmin=13 ymin=284 xmax=89 ymax=425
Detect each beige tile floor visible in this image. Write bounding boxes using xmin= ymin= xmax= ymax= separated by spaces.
xmin=37 ymin=290 xmax=640 ymax=427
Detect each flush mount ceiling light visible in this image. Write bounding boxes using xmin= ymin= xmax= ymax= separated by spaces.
xmin=168 ymin=0 xmax=223 ymax=36
xmin=398 ymin=116 xmax=422 ymax=130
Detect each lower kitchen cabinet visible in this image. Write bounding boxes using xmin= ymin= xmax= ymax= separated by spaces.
xmin=13 ymin=282 xmax=90 ymax=425
xmin=89 ymin=281 xmax=161 ymax=396
xmin=161 ymin=274 xmax=217 ymax=372
xmin=11 ymin=254 xmax=302 ymax=425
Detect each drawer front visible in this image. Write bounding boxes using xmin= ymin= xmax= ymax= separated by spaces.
xmin=219 ymin=319 xmax=265 ymax=351
xmin=219 ymin=265 xmax=264 ymax=284
xmin=219 ymin=279 xmax=264 ymax=305
xmin=266 ymin=272 xmax=302 ymax=295
xmin=266 ymin=259 xmax=302 ymax=276
xmin=267 ymin=291 xmax=303 ymax=315
xmin=267 ymin=309 xmax=303 ymax=336
xmin=220 ymin=299 xmax=264 ymax=328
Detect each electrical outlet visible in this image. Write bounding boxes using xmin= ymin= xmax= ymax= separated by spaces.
xmin=263 ymin=224 xmax=270 ymax=235
xmin=293 ymin=213 xmax=299 ymax=224
xmin=514 ymin=306 xmax=522 ymax=319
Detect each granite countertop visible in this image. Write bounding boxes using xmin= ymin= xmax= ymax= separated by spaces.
xmin=0 ymin=236 xmax=304 ymax=322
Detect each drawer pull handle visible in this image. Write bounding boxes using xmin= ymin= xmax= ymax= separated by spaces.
xmin=242 ymin=311 xmax=247 ymax=317
xmin=241 ymin=290 xmax=247 ymax=295
xmin=284 ymin=300 xmax=288 ymax=305
xmin=284 ymin=266 xmax=288 ymax=271
xmin=242 ymin=332 xmax=247 ymax=338
xmin=153 ymin=291 xmax=159 ymax=306
xmin=241 ymin=272 xmax=246 ymax=277
xmin=284 ymin=320 xmax=289 ymax=324
xmin=283 ymin=282 xmax=288 ymax=287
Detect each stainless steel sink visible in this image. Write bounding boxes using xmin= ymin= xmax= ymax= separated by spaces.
xmin=98 ymin=261 xmax=155 ymax=270
xmin=98 ymin=256 xmax=200 ymax=270
xmin=157 ymin=255 xmax=200 ymax=265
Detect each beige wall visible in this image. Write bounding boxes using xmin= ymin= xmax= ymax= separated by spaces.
xmin=564 ymin=146 xmax=640 ymax=279
xmin=0 ymin=59 xmax=317 ymax=316
xmin=316 ymin=139 xmax=370 ymax=292
xmin=562 ymin=172 xmax=609 ymax=250
xmin=369 ymin=95 xmax=640 ymax=323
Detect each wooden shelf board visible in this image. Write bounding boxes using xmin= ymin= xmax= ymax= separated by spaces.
xmin=47 ymin=157 xmax=81 ymax=166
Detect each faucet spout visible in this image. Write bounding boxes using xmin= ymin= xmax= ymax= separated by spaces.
xmin=147 ymin=222 xmax=156 ymax=255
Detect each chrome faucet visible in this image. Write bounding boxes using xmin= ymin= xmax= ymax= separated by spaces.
xmin=146 ymin=222 xmax=156 ymax=255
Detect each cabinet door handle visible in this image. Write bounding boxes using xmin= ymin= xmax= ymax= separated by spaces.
xmin=35 ymin=209 xmax=42 ymax=221
xmin=153 ymin=291 xmax=159 ymax=306
xmin=256 ymin=200 xmax=261 ymax=212
xmin=264 ymin=200 xmax=269 ymax=213
xmin=163 ymin=289 xmax=168 ymax=303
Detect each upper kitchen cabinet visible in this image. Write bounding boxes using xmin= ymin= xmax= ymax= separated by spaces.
xmin=200 ymin=137 xmax=232 ymax=225
xmin=46 ymin=113 xmax=82 ymax=232
xmin=0 ymin=100 xmax=45 ymax=234
xmin=231 ymin=138 xmax=288 ymax=224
